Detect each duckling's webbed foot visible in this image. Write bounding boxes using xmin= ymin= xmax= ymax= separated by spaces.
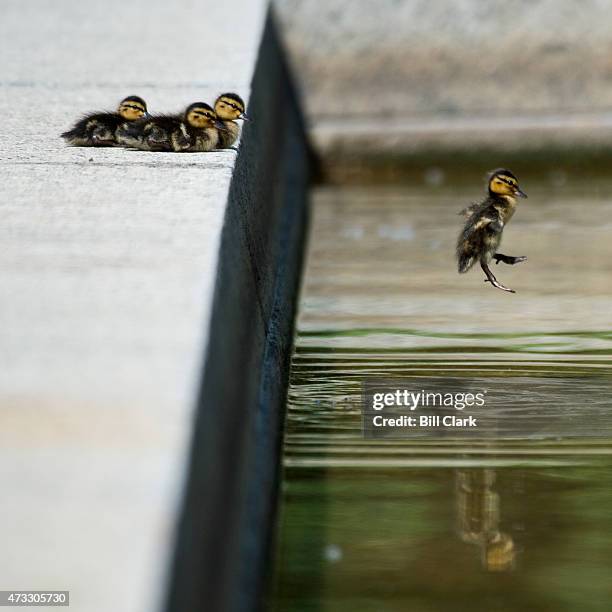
xmin=481 ymin=262 xmax=515 ymax=293
xmin=493 ymin=253 xmax=527 ymax=265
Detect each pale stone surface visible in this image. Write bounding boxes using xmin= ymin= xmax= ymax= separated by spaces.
xmin=275 ymin=0 xmax=612 ymax=152
xmin=311 ymin=111 xmax=612 ymax=156
xmin=0 ymin=1 xmax=267 ymax=611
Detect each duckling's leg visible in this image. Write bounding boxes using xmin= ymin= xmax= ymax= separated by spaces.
xmin=481 ymin=261 xmax=515 ymax=293
xmin=493 ymin=253 xmax=527 ymax=265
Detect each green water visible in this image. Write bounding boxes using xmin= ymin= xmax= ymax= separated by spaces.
xmin=271 ymin=179 xmax=612 ymax=612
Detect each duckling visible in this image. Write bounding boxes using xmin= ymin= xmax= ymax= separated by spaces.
xmin=181 ymin=103 xmax=227 ymax=152
xmin=61 ymin=96 xmax=148 ymax=146
xmin=457 ymin=169 xmax=528 ymax=293
xmin=117 ymin=102 xmax=225 ymax=152
xmin=116 ymin=114 xmax=177 ymax=151
xmin=213 ymin=93 xmax=250 ymax=149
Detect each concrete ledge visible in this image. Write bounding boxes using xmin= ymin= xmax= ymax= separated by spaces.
xmin=0 ymin=2 xmax=309 ymax=612
xmin=166 ymin=12 xmax=310 ymax=612
xmin=311 ymin=112 xmax=612 ymax=183
xmin=275 ymin=0 xmax=612 ymax=176
xmin=276 ymin=0 xmax=612 ymax=120
xmin=313 ymin=112 xmax=612 ymax=156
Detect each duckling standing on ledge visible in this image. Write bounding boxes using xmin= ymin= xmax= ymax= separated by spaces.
xmin=117 ymin=102 xmax=225 ymax=152
xmin=181 ymin=103 xmax=227 ymax=152
xmin=61 ymin=96 xmax=148 ymax=146
xmin=457 ymin=169 xmax=528 ymax=293
xmin=213 ymin=93 xmax=250 ymax=149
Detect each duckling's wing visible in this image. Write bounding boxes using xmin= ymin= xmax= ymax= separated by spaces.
xmin=117 ymin=118 xmax=146 ymax=137
xmin=115 ymin=117 xmax=149 ymax=147
xmin=146 ymin=116 xmax=182 ymax=150
xmin=457 ymin=207 xmax=503 ymax=273
xmin=61 ymin=112 xmax=120 ymax=143
xmin=459 ymin=201 xmax=486 ymax=218
xmin=117 ymin=115 xmax=179 ymax=150
xmin=148 ymin=115 xmax=182 ymax=130
xmin=474 ymin=210 xmax=503 ymax=232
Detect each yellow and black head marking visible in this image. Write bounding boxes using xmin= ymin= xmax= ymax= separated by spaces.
xmin=185 ymin=102 xmax=225 ymax=130
xmin=488 ymin=168 xmax=527 ymax=200
xmin=214 ymin=93 xmax=249 ymax=121
xmin=213 ymin=93 xmax=248 ymax=149
xmin=167 ymin=102 xmax=226 ymax=152
xmin=118 ymin=96 xmax=148 ymax=121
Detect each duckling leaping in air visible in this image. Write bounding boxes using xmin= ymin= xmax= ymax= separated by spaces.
xmin=117 ymin=102 xmax=225 ymax=152
xmin=457 ymin=169 xmax=528 ymax=293
xmin=61 ymin=96 xmax=148 ymax=146
xmin=214 ymin=93 xmax=250 ymax=149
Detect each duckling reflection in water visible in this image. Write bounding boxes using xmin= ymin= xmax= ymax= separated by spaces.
xmin=456 ymin=469 xmax=516 ymax=572
xmin=117 ymin=102 xmax=226 ymax=152
xmin=457 ymin=169 xmax=528 ymax=293
xmin=213 ymin=93 xmax=250 ymax=149
xmin=61 ymin=96 xmax=148 ymax=146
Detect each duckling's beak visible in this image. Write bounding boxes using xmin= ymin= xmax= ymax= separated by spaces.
xmin=239 ymin=113 xmax=251 ymax=122
xmin=214 ymin=119 xmax=228 ymax=131
xmin=515 ymin=188 xmax=528 ymax=199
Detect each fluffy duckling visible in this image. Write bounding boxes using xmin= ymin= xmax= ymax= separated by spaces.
xmin=457 ymin=169 xmax=528 ymax=293
xmin=181 ymin=103 xmax=227 ymax=152
xmin=61 ymin=96 xmax=148 ymax=146
xmin=117 ymin=102 xmax=225 ymax=152
xmin=214 ymin=93 xmax=250 ymax=149
xmin=116 ymin=114 xmax=175 ymax=151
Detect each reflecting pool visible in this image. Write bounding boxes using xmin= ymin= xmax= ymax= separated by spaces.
xmin=272 ymin=178 xmax=612 ymax=612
